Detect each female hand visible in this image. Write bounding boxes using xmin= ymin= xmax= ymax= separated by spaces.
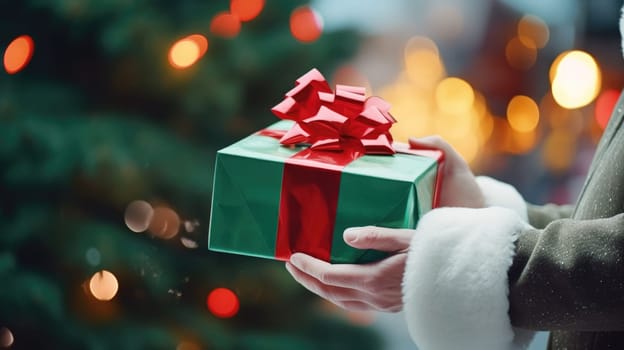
xmin=286 ymin=226 xmax=413 ymax=312
xmin=409 ymin=135 xmax=485 ymax=208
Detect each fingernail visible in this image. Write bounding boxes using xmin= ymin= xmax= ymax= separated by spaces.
xmin=285 ymin=262 xmax=293 ymax=273
xmin=343 ymin=228 xmax=358 ymax=243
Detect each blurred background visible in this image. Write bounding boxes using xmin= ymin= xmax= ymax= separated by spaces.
xmin=1 ymin=0 xmax=622 ymax=349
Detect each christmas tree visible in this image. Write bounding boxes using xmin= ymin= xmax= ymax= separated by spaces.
xmin=0 ymin=0 xmax=382 ymax=349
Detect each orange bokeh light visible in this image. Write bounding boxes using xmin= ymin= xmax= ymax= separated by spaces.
xmin=4 ymin=35 xmax=34 ymax=74
xmin=148 ymin=206 xmax=180 ymax=239
xmin=168 ymin=36 xmax=205 ymax=69
xmin=210 ymin=12 xmax=242 ymax=38
xmin=207 ymin=287 xmax=239 ymax=318
xmin=230 ymin=0 xmax=265 ymax=22
xmin=89 ymin=270 xmax=119 ymax=301
xmin=594 ymin=89 xmax=619 ymax=130
xmin=186 ymin=34 xmax=208 ymax=57
xmin=289 ymin=6 xmax=323 ymax=43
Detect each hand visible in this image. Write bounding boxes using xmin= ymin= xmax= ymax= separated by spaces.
xmin=409 ymin=135 xmax=485 ymax=208
xmin=285 ymin=226 xmax=413 ymax=312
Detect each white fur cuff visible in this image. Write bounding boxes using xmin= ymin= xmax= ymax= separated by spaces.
xmin=402 ymin=207 xmax=531 ymax=350
xmin=476 ymin=176 xmax=528 ymax=221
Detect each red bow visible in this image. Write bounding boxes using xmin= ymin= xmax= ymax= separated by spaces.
xmin=271 ymin=69 xmax=396 ymax=154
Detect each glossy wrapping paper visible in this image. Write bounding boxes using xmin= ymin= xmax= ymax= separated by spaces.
xmin=208 ymin=69 xmax=443 ymax=264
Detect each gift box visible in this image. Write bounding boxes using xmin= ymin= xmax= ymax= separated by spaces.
xmin=208 ymin=69 xmax=443 ymax=264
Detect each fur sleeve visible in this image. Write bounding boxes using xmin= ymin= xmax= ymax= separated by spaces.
xmin=402 ymin=176 xmax=534 ymax=349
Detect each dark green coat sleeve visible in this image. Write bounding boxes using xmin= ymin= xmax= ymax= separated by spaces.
xmin=508 ymin=213 xmax=624 ymax=330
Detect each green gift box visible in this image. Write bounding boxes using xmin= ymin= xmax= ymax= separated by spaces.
xmin=208 ymin=68 xmax=442 ymax=264
xmin=208 ymin=120 xmax=441 ymax=264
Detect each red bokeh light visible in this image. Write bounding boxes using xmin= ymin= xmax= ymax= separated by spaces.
xmin=207 ymin=287 xmax=239 ymax=318
xmin=289 ymin=6 xmax=323 ymax=43
xmin=230 ymin=0 xmax=265 ymax=22
xmin=4 ymin=35 xmax=34 ymax=74
xmin=595 ymin=89 xmax=620 ymax=129
xmin=186 ymin=34 xmax=209 ymax=57
xmin=210 ymin=12 xmax=242 ymax=39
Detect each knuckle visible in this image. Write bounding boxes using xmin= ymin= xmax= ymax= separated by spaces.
xmin=363 ymin=229 xmax=380 ymax=244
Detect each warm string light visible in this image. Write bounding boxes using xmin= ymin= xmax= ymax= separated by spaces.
xmin=505 ymin=14 xmax=548 ymax=71
xmin=148 ymin=206 xmax=180 ymax=239
xmin=168 ymin=34 xmax=208 ymax=69
xmin=380 ymin=36 xmax=487 ymax=163
xmin=518 ymin=14 xmax=550 ymax=49
xmin=550 ymin=50 xmax=601 ymax=109
xmin=89 ymin=270 xmax=119 ymax=301
xmin=507 ymin=95 xmax=540 ymax=133
xmin=124 ymin=200 xmax=154 ymax=232
xmin=3 ymin=35 xmax=34 ymax=74
xmin=124 ymin=200 xmax=193 ymax=241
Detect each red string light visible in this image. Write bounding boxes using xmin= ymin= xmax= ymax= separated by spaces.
xmin=210 ymin=12 xmax=242 ymax=38
xmin=4 ymin=35 xmax=34 ymax=74
xmin=206 ymin=287 xmax=239 ymax=318
xmin=230 ymin=0 xmax=265 ymax=22
xmin=289 ymin=6 xmax=323 ymax=43
xmin=595 ymin=89 xmax=619 ymax=130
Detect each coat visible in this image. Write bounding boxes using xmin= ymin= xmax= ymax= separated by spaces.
xmin=400 ymin=93 xmax=624 ymax=348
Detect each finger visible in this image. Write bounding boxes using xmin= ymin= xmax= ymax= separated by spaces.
xmin=287 ymin=263 xmax=380 ymax=312
xmin=285 ymin=262 xmax=364 ymax=302
xmin=334 ymin=300 xmax=377 ymax=312
xmin=408 ymin=135 xmax=452 ymax=153
xmin=288 ymin=253 xmax=372 ymax=288
xmin=343 ymin=226 xmax=413 ymax=252
xmin=409 ymin=136 xmax=463 ymax=166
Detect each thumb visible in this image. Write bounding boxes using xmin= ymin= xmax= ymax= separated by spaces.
xmin=343 ymin=226 xmax=414 ymax=252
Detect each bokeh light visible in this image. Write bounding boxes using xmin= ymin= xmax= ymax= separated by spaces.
xmin=210 ymin=12 xmax=242 ymax=38
xmin=185 ymin=34 xmax=208 ymax=57
xmin=505 ymin=36 xmax=537 ymax=70
xmin=207 ymin=288 xmax=239 ymax=318
xmin=85 ymin=247 xmax=101 ymax=266
xmin=0 ymin=327 xmax=14 ymax=348
xmin=180 ymin=237 xmax=198 ymax=249
xmin=404 ymin=36 xmax=445 ymax=87
xmin=542 ymin=130 xmax=577 ymax=173
xmin=434 ymin=77 xmax=474 ymax=115
xmin=124 ymin=200 xmax=154 ymax=233
xmin=230 ymin=0 xmax=265 ymax=22
xmin=518 ymin=14 xmax=549 ymax=48
xmin=507 ymin=95 xmax=540 ymax=132
xmin=169 ymin=38 xmax=202 ymax=69
xmin=148 ymin=206 xmax=180 ymax=239
xmin=595 ymin=89 xmax=620 ymax=129
xmin=176 ymin=342 xmax=201 ymax=350
xmin=289 ymin=6 xmax=323 ymax=43
xmin=89 ymin=270 xmax=119 ymax=301
xmin=551 ymin=50 xmax=601 ymax=109
xmin=3 ymin=35 xmax=34 ymax=74
xmin=332 ymin=65 xmax=372 ymax=95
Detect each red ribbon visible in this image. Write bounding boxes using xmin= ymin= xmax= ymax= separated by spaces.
xmin=266 ymin=69 xmax=443 ymax=262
